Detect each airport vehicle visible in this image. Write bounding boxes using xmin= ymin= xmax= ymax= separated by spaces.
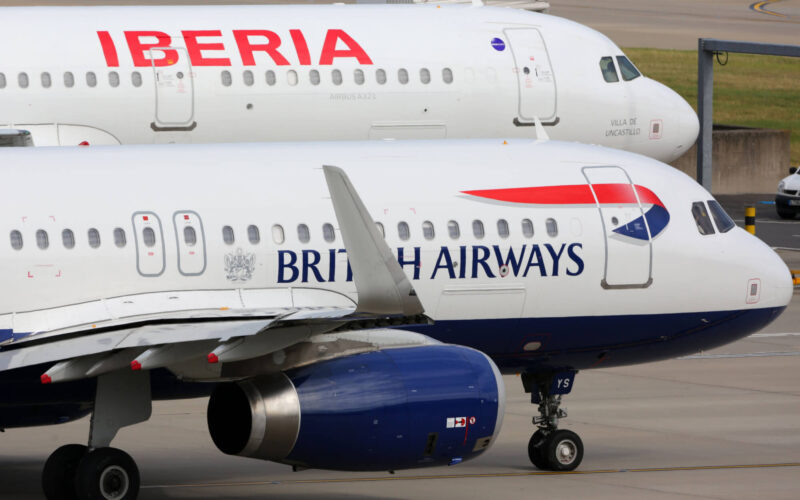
xmin=775 ymin=166 xmax=800 ymax=218
xmin=0 ymin=4 xmax=697 ymax=162
xmin=0 ymin=138 xmax=789 ymax=499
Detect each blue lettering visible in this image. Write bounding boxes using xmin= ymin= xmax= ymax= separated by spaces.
xmin=493 ymin=245 xmax=527 ymax=276
xmin=277 ymin=250 xmax=299 ymax=283
xmin=328 ymin=248 xmax=336 ymax=282
xmin=337 ymin=249 xmax=354 ymax=282
xmin=566 ymin=243 xmax=585 ymax=276
xmin=545 ymin=243 xmax=566 ymax=277
xmin=397 ymin=247 xmax=421 ymax=280
xmin=458 ymin=245 xmax=467 ymax=279
xmin=472 ymin=245 xmax=496 ymax=278
xmin=302 ymin=250 xmax=325 ymax=283
xmin=523 ymin=245 xmax=547 ymax=277
xmin=431 ymin=246 xmax=456 ymax=279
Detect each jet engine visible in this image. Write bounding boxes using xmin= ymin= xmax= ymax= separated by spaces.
xmin=207 ymin=344 xmax=505 ymax=471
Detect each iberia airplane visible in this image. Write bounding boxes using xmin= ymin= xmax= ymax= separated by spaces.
xmin=0 ymin=4 xmax=697 ymax=162
xmin=0 ymin=138 xmax=788 ymax=500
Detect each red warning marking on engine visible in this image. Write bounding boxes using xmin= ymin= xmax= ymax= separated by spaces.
xmin=447 ymin=417 xmax=467 ymax=428
xmin=469 ymin=416 xmax=476 ymax=425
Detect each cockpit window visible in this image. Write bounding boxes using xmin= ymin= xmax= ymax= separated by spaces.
xmin=707 ymin=200 xmax=735 ymax=233
xmin=691 ymin=201 xmax=715 ymax=235
xmin=599 ymin=57 xmax=619 ymax=83
xmin=616 ymin=56 xmax=641 ymax=81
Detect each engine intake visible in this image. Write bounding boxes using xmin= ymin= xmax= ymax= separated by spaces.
xmin=208 ymin=344 xmax=505 ymax=471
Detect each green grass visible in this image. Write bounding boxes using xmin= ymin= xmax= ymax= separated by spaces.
xmin=624 ymin=48 xmax=800 ymax=165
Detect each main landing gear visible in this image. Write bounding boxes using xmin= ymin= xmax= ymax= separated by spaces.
xmin=521 ymin=371 xmax=584 ymax=471
xmin=42 ymin=370 xmax=151 ymax=500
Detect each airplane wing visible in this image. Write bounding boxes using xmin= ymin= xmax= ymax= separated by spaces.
xmin=0 ymin=165 xmax=429 ymax=384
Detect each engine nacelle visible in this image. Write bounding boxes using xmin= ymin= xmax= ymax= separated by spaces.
xmin=207 ymin=344 xmax=505 ymax=471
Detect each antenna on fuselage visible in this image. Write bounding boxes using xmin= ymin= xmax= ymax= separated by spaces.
xmin=534 ymin=117 xmax=550 ymax=141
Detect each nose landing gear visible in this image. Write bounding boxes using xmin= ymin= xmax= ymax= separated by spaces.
xmin=522 ymin=371 xmax=584 ymax=471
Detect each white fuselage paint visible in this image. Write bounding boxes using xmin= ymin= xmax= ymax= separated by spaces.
xmin=0 ymin=5 xmax=698 ymax=162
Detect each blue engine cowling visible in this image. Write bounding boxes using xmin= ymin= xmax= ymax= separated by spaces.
xmin=207 ymin=344 xmax=505 ymax=471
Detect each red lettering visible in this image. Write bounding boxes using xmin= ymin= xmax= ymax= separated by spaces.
xmin=233 ymin=30 xmax=289 ymax=66
xmin=289 ymin=29 xmax=311 ymax=66
xmin=97 ymin=31 xmax=119 ymax=67
xmin=319 ymin=29 xmax=372 ymax=65
xmin=182 ymin=30 xmax=231 ymax=67
xmin=125 ymin=31 xmax=177 ymax=67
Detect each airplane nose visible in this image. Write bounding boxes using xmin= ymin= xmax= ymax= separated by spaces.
xmin=760 ymin=244 xmax=794 ymax=309
xmin=679 ymin=105 xmax=700 ymax=150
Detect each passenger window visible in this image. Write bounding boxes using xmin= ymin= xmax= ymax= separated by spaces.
xmin=108 ymin=71 xmax=120 ymax=87
xmin=420 ymin=68 xmax=430 ymax=84
xmin=41 ymin=72 xmax=52 ymax=88
xmin=375 ymin=222 xmax=385 ymax=238
xmin=691 ymin=201 xmax=716 ymax=235
xmin=62 ymin=229 xmax=75 ymax=249
xmin=376 ymin=69 xmax=387 ymax=85
xmin=18 ymin=72 xmax=29 ymax=89
xmin=272 ymin=224 xmax=285 ymax=244
xmin=88 ymin=228 xmax=101 ymax=248
xmin=287 ymin=70 xmax=298 ymax=86
xmin=222 ymin=225 xmax=235 ymax=245
xmin=243 ymin=70 xmax=254 ymax=86
xmin=599 ymin=57 xmax=619 ymax=83
xmin=297 ymin=224 xmax=310 ymax=243
xmin=266 ymin=70 xmax=276 ymax=86
xmin=332 ymin=69 xmax=343 ymax=85
xmin=9 ymin=230 xmax=22 ymax=250
xmin=616 ymin=56 xmax=641 ymax=81
xmin=221 ymin=70 xmax=232 ymax=87
xmin=497 ymin=219 xmax=509 ymax=238
xmin=141 ymin=227 xmax=155 ymax=247
xmin=422 ymin=221 xmax=435 ymax=240
xmin=131 ymin=71 xmax=142 ymax=87
xmin=183 ymin=226 xmax=197 ymax=246
xmin=36 ymin=230 xmax=49 ymax=250
xmin=446 ymin=66 xmax=457 ymax=81
xmin=448 ymin=220 xmax=460 ymax=239
xmin=472 ymin=220 xmax=485 ymax=239
xmin=248 ymin=225 xmax=260 ymax=244
xmin=64 ymin=72 xmax=75 ymax=88
xmin=113 ymin=228 xmax=126 ymax=248
xmin=323 ymin=223 xmax=335 ymax=243
xmin=521 ymin=219 xmax=534 ymax=238
xmin=398 ymin=68 xmax=409 ymax=84
xmin=310 ymin=69 xmax=320 ymax=85
xmin=0 ymin=72 xmax=5 ymax=89
xmin=546 ymin=218 xmax=558 ymax=237
xmin=707 ymin=200 xmax=735 ymax=233
xmin=86 ymin=72 xmax=97 ymax=87
xmin=354 ymin=69 xmax=365 ymax=85
xmin=398 ymin=221 xmax=410 ymax=241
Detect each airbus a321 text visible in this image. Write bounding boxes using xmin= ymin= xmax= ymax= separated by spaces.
xmin=0 ymin=4 xmax=697 ymax=162
xmin=0 ymin=138 xmax=789 ymax=500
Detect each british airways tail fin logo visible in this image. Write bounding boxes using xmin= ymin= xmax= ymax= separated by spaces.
xmin=461 ymin=184 xmax=670 ymax=240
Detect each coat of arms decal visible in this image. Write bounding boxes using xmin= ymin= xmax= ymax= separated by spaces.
xmin=224 ymin=248 xmax=255 ymax=282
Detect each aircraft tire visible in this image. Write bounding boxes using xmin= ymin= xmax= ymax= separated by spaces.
xmin=74 ymin=447 xmax=139 ymax=500
xmin=543 ymin=429 xmax=583 ymax=471
xmin=527 ymin=430 xmax=549 ymax=470
xmin=42 ymin=444 xmax=88 ymax=500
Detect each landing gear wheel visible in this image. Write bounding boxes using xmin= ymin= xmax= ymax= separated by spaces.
xmin=527 ymin=430 xmax=549 ymax=470
xmin=543 ymin=429 xmax=583 ymax=471
xmin=74 ymin=447 xmax=139 ymax=500
xmin=42 ymin=444 xmax=88 ymax=500
xmin=777 ymin=208 xmax=796 ymax=220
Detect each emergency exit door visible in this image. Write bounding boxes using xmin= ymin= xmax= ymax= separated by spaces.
xmin=132 ymin=212 xmax=166 ymax=277
xmin=504 ymin=28 xmax=557 ymax=123
xmin=582 ymin=166 xmax=652 ymax=288
xmin=151 ymin=47 xmax=195 ymax=128
xmin=173 ymin=211 xmax=206 ymax=276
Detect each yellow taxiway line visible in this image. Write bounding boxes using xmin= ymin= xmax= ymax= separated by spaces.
xmin=750 ymin=0 xmax=789 ymax=18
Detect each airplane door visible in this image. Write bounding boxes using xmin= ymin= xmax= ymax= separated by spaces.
xmin=151 ymin=47 xmax=195 ymax=129
xmin=132 ymin=212 xmax=166 ymax=277
xmin=173 ymin=211 xmax=206 ymax=276
xmin=503 ymin=28 xmax=557 ymax=124
xmin=582 ymin=166 xmax=652 ymax=289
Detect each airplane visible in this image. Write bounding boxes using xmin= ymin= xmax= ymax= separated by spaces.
xmin=0 ymin=4 xmax=698 ymax=163
xmin=0 ymin=137 xmax=790 ymax=500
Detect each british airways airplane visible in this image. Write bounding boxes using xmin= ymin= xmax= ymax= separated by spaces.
xmin=0 ymin=138 xmax=789 ymax=500
xmin=0 ymin=4 xmax=698 ymax=162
